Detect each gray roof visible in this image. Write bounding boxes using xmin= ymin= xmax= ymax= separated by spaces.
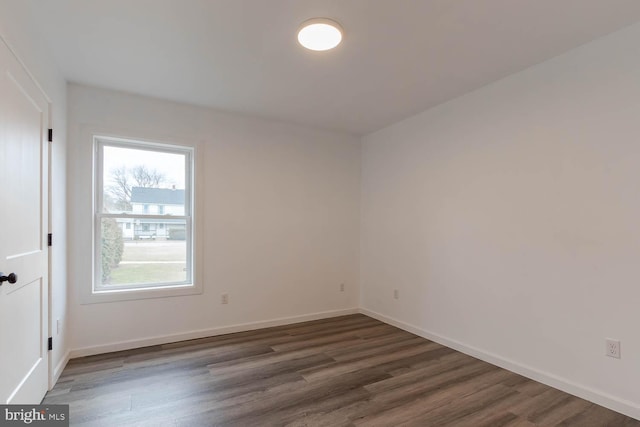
xmin=131 ymin=187 xmax=185 ymax=205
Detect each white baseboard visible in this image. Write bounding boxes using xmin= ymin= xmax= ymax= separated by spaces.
xmin=359 ymin=307 xmax=640 ymax=421
xmin=52 ymin=350 xmax=70 ymax=385
xmin=69 ymin=308 xmax=359 ymax=359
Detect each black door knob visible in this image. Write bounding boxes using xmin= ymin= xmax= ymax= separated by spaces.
xmin=0 ymin=273 xmax=17 ymax=285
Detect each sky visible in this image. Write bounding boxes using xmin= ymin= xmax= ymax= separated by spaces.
xmin=103 ymin=145 xmax=186 ymax=190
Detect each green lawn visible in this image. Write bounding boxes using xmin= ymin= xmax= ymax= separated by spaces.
xmin=109 ymin=263 xmax=186 ymax=285
xmin=106 ymin=241 xmax=187 ymax=285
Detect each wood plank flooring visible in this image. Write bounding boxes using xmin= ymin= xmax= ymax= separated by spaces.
xmin=43 ymin=314 xmax=640 ymax=426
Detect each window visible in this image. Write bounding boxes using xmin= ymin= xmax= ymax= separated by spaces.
xmin=94 ymin=136 xmax=194 ymax=296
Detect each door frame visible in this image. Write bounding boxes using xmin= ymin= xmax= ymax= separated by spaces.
xmin=46 ymin=103 xmax=54 ymax=391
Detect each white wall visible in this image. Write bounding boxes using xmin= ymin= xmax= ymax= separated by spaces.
xmin=0 ymin=1 xmax=69 ymax=382
xmin=361 ymin=23 xmax=640 ymax=419
xmin=68 ymin=84 xmax=360 ymax=353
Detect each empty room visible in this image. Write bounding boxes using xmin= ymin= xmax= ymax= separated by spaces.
xmin=1 ymin=1 xmax=640 ymax=425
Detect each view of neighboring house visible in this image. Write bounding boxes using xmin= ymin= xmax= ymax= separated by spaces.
xmin=118 ymin=187 xmax=186 ymax=240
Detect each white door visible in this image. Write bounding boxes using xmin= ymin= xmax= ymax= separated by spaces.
xmin=0 ymin=37 xmax=49 ymax=404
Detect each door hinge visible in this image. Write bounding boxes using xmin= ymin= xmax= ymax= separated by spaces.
xmin=48 ymin=128 xmax=53 ymax=142
xmin=48 ymin=233 xmax=52 ymax=247
xmin=48 ymin=337 xmax=53 ymax=351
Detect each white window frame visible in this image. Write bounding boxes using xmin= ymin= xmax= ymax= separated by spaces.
xmin=89 ymin=135 xmax=201 ymax=303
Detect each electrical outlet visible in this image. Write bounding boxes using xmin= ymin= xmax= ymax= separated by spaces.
xmin=605 ymin=339 xmax=621 ymax=359
xmin=393 ymin=289 xmax=399 ymax=299
xmin=340 ymin=283 xmax=345 ymax=292
xmin=221 ymin=293 xmax=229 ymax=305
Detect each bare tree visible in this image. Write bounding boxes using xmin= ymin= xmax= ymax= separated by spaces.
xmin=108 ymin=166 xmax=131 ymax=210
xmin=106 ymin=165 xmax=166 ymax=211
xmin=131 ymin=165 xmax=165 ymax=188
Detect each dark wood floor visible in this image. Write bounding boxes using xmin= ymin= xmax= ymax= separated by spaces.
xmin=44 ymin=314 xmax=639 ymax=426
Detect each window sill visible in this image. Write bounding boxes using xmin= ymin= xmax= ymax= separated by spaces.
xmin=80 ymin=282 xmax=202 ymax=304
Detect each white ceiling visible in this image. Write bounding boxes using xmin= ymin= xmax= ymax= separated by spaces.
xmin=27 ymin=0 xmax=640 ymax=135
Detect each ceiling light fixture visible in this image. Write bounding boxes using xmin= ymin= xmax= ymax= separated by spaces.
xmin=297 ymin=18 xmax=343 ymax=51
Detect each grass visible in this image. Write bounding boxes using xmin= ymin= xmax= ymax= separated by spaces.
xmin=109 ymin=263 xmax=186 ymax=285
xmin=105 ymin=240 xmax=187 ymax=285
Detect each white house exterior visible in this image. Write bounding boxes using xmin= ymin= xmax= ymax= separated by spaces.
xmin=118 ymin=187 xmax=186 ymax=240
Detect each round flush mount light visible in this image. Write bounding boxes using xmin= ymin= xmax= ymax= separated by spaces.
xmin=297 ymin=18 xmax=343 ymax=51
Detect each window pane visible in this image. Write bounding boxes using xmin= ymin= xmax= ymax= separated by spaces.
xmin=102 ymin=145 xmax=186 ymax=214
xmin=95 ymin=137 xmax=194 ymax=298
xmin=100 ymin=218 xmax=188 ymax=287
